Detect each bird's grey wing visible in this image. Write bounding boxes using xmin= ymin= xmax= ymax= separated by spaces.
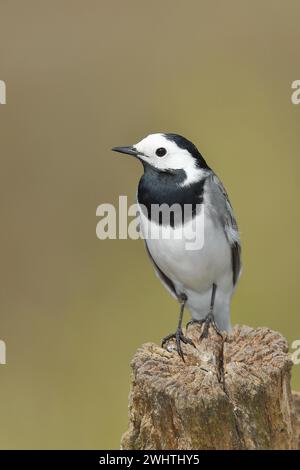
xmin=144 ymin=240 xmax=178 ymax=300
xmin=205 ymin=173 xmax=241 ymax=286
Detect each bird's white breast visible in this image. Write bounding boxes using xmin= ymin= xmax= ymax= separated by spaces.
xmin=138 ymin=202 xmax=232 ymax=295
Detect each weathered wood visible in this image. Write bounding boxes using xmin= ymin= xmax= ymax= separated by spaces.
xmin=121 ymin=324 xmax=299 ymax=450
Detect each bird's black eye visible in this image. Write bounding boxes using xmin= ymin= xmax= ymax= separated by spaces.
xmin=155 ymin=147 xmax=167 ymax=157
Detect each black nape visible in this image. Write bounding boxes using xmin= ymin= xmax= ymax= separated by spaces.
xmin=164 ymin=133 xmax=209 ymax=170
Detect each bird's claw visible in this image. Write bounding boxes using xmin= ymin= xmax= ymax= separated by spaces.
xmin=186 ymin=319 xmax=204 ymax=331
xmin=161 ymin=328 xmax=195 ymax=361
xmin=200 ymin=311 xmax=223 ymax=339
xmin=186 ymin=313 xmax=223 ymax=339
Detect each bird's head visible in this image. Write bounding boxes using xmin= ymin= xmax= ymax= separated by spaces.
xmin=112 ymin=133 xmax=209 ymax=185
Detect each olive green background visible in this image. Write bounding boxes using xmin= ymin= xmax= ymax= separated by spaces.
xmin=0 ymin=0 xmax=299 ymax=449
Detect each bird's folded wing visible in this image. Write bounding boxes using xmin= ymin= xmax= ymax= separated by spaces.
xmin=144 ymin=240 xmax=178 ymax=300
xmin=205 ymin=173 xmax=242 ymax=286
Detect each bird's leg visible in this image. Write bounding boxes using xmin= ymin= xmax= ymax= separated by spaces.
xmin=200 ymin=283 xmax=223 ymax=339
xmin=161 ymin=294 xmax=195 ymax=361
xmin=186 ymin=284 xmax=219 ymax=334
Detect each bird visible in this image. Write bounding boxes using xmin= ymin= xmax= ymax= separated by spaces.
xmin=112 ymin=133 xmax=241 ymax=359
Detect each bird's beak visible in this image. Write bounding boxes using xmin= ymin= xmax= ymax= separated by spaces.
xmin=111 ymin=146 xmax=139 ymax=156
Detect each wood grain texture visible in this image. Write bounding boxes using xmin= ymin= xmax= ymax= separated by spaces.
xmin=121 ymin=324 xmax=299 ymax=450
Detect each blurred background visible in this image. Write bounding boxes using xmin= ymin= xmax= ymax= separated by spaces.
xmin=0 ymin=0 xmax=299 ymax=449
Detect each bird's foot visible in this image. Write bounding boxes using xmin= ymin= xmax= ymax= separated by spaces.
xmin=161 ymin=328 xmax=195 ymax=361
xmin=200 ymin=311 xmax=223 ymax=339
xmin=186 ymin=318 xmax=205 ymax=331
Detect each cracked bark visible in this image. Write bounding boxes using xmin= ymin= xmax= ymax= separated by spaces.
xmin=121 ymin=324 xmax=299 ymax=450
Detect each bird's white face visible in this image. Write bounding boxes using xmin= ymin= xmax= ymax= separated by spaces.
xmin=133 ymin=133 xmax=205 ymax=185
xmin=112 ymin=133 xmax=209 ymax=186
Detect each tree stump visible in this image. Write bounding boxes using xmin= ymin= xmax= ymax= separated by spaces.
xmin=121 ymin=324 xmax=299 ymax=450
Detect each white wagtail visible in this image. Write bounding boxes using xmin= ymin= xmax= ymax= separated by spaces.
xmin=112 ymin=133 xmax=241 ymax=359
